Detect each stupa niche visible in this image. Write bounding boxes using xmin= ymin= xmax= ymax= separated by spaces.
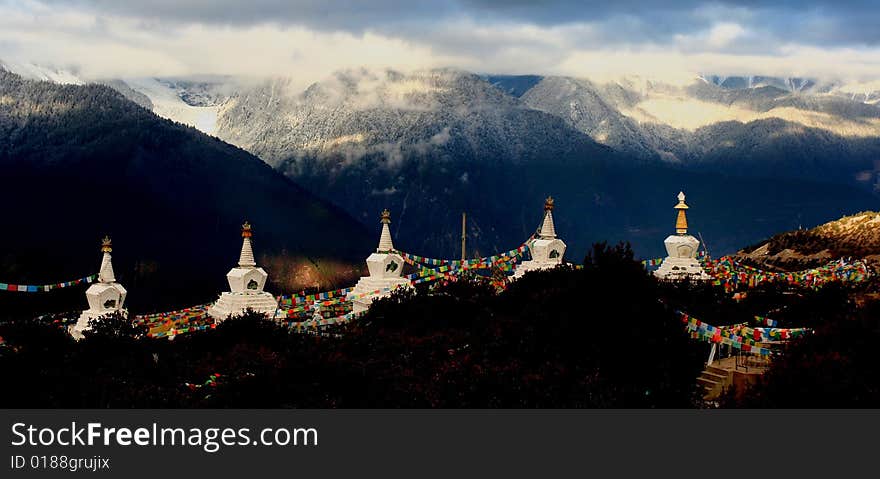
xmin=208 ymin=222 xmax=279 ymax=321
xmin=347 ymin=209 xmax=411 ymax=314
xmin=654 ymin=192 xmax=710 ymax=281
xmin=513 ymin=197 xmax=567 ymax=279
xmin=70 ymin=236 xmax=128 ymax=339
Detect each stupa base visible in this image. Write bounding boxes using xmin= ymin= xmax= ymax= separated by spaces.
xmin=654 ymin=257 xmax=710 ymax=281
xmin=69 ymin=308 xmax=129 ymax=340
xmin=347 ymin=277 xmax=412 ymax=314
xmin=512 ymin=259 xmax=564 ymax=279
xmin=208 ymin=292 xmax=279 ymax=321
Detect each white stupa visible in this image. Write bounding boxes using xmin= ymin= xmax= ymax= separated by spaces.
xmin=208 ymin=222 xmax=279 ymax=321
xmin=513 ymin=197 xmax=567 ymax=279
xmin=347 ymin=209 xmax=411 ymax=314
xmin=70 ymin=236 xmax=128 ymax=339
xmin=654 ymin=192 xmax=710 ymax=281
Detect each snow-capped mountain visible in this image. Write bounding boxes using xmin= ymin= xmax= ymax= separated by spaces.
xmin=204 ymin=68 xmax=878 ymax=257
xmin=697 ymin=74 xmax=880 ymax=104
xmin=215 ymin=68 xmax=605 ymax=166
xmin=698 ymin=75 xmax=820 ymax=93
xmin=215 ymin=68 xmax=624 ymax=255
xmin=6 ymin=62 xmax=879 ymax=257
xmin=520 ymin=74 xmax=880 ymax=186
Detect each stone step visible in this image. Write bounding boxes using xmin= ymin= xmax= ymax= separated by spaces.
xmin=706 ymin=365 xmax=728 ymax=376
xmin=699 ymin=370 xmax=727 ymax=382
xmin=696 ymin=377 xmax=720 ymax=389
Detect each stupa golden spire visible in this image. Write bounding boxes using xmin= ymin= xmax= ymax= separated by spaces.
xmin=378 ymin=209 xmax=394 ymax=252
xmin=241 ymin=221 xmax=253 ymax=238
xmin=98 ymin=235 xmax=116 ymax=283
xmin=538 ymin=196 xmax=557 ymax=239
xmin=674 ymin=191 xmax=689 ymax=235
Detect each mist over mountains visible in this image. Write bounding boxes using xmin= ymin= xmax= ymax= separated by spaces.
xmin=3 ymin=61 xmax=880 ymax=262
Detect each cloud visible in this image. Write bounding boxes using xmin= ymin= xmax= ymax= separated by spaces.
xmin=1 ymin=0 xmax=879 ymax=87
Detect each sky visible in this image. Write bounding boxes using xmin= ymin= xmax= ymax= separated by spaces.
xmin=1 ymin=0 xmax=879 ymax=88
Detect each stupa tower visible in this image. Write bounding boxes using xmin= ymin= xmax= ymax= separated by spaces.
xmin=513 ymin=196 xmax=567 ymax=279
xmin=70 ymin=236 xmax=128 ymax=339
xmin=208 ymin=221 xmax=279 ymax=321
xmin=654 ymin=192 xmax=710 ymax=280
xmin=347 ymin=209 xmax=412 ymax=313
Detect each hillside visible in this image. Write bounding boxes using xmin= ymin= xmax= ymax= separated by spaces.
xmin=0 ymin=70 xmax=371 ymax=314
xmin=737 ymin=212 xmax=880 ymax=270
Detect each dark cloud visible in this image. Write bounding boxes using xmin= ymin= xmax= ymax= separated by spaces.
xmin=34 ymin=0 xmax=880 ymax=47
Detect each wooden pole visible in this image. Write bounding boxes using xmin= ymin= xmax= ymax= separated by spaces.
xmin=461 ymin=212 xmax=467 ymax=261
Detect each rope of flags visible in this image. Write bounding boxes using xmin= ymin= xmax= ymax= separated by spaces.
xmin=718 ymin=323 xmax=809 ymax=342
xmin=12 ymin=235 xmax=863 ymax=347
xmin=701 ymin=256 xmax=870 ymax=292
xmin=134 ymin=304 xmax=214 ymax=339
xmin=0 ymin=274 xmax=98 ymax=292
xmin=150 ymin=322 xmax=216 ymax=339
xmin=275 ymin=242 xmax=533 ymax=329
xmin=679 ymin=312 xmax=784 ymax=356
xmin=394 ymin=241 xmax=531 ymax=272
xmin=5 ymin=237 xmax=538 ymax=342
xmin=643 ymin=252 xmax=870 ymax=293
xmin=753 ymin=315 xmax=778 ymax=327
xmin=277 ymin=287 xmax=355 ymax=307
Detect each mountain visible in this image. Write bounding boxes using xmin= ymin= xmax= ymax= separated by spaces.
xmin=483 ymin=74 xmax=543 ymax=98
xmin=95 ymin=68 xmax=880 ymax=190
xmin=206 ymin=68 xmax=877 ymax=260
xmin=521 ymin=75 xmax=880 ymax=188
xmin=737 ymin=212 xmax=880 ymax=270
xmin=699 ymin=75 xmax=819 ymax=93
xmin=214 ymin=68 xmax=624 ymax=255
xmin=0 ymin=69 xmax=371 ymax=314
xmin=699 ymin=74 xmax=880 ymax=105
xmin=18 ymin=64 xmax=876 ymax=262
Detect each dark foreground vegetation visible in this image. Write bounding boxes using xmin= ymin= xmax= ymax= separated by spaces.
xmin=1 ymin=243 xmax=879 ymax=408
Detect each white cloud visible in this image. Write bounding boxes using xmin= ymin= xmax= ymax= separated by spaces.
xmin=706 ymin=23 xmax=746 ymax=48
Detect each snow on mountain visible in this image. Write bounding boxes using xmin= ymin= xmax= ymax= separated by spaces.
xmin=120 ymin=77 xmax=223 ymax=135
xmin=215 ymin=68 xmax=569 ymax=167
xmin=0 ymin=59 xmax=83 ymax=85
xmin=521 ymin=74 xmax=880 ymax=186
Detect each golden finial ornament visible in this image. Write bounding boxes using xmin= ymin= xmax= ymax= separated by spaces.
xmin=674 ymin=191 xmax=689 ymax=235
xmin=101 ymin=236 xmax=112 ymax=253
xmin=381 ymin=209 xmax=391 ymax=224
xmin=544 ymin=196 xmax=555 ymax=212
xmin=241 ymin=221 xmax=253 ymax=238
